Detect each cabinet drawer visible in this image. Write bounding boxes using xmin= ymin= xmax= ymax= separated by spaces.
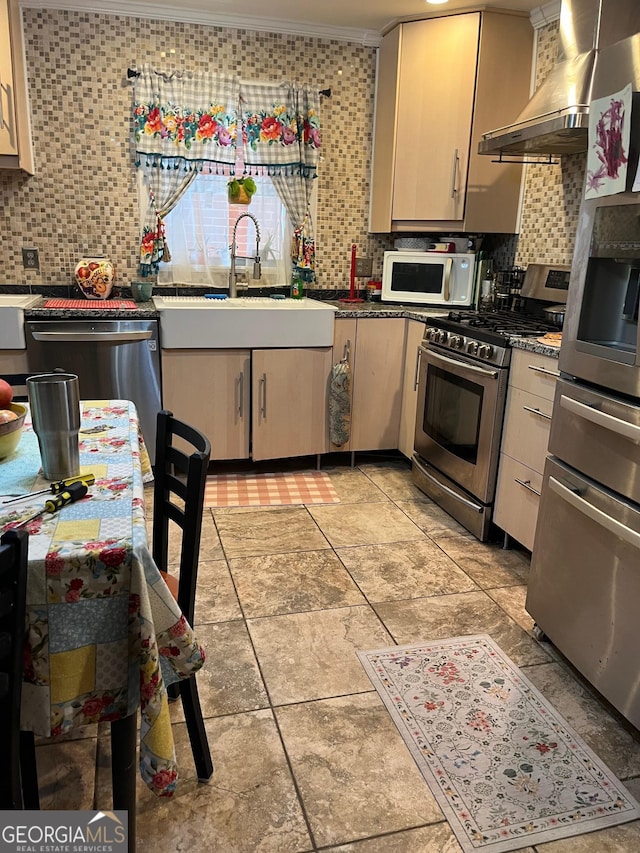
xmin=501 ymin=387 xmax=552 ymax=474
xmin=494 ymin=454 xmax=543 ymax=551
xmin=509 ymin=349 xmax=560 ymax=401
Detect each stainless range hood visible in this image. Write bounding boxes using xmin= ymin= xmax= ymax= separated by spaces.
xmin=479 ymin=0 xmax=640 ymax=158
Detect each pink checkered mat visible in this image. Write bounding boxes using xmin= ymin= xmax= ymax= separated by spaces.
xmin=43 ymin=299 xmax=137 ymax=308
xmin=204 ymin=471 xmax=340 ymax=507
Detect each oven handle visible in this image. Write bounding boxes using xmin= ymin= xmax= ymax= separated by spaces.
xmin=549 ymin=476 xmax=640 ymax=550
xmin=420 ymin=345 xmax=499 ymax=379
xmin=415 ymin=459 xmax=483 ymax=512
xmin=560 ymin=395 xmax=640 ymax=444
xmin=30 ymin=330 xmax=152 ymax=343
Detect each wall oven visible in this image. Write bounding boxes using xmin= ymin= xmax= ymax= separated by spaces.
xmin=527 ymin=192 xmax=640 ymax=730
xmin=561 ymin=194 xmax=640 ymax=397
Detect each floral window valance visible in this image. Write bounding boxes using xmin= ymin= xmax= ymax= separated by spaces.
xmin=133 ymin=66 xmax=321 ymax=277
xmin=134 ymin=66 xmax=238 ymax=171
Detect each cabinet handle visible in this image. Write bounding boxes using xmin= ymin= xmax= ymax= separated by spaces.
xmin=514 ymin=477 xmax=541 ymax=497
xmin=260 ymin=373 xmax=267 ymax=418
xmin=523 ymin=405 xmax=551 ymax=420
xmin=343 ymin=339 xmax=351 ymax=363
xmin=413 ymin=346 xmax=422 ymax=391
xmin=238 ymin=371 xmax=244 ymax=419
xmin=0 ymin=78 xmax=5 ymax=131
xmin=450 ymin=148 xmax=459 ymax=198
xmin=528 ymin=364 xmax=560 ymax=378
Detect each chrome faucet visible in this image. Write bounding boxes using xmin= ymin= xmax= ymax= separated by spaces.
xmin=229 ymin=212 xmax=261 ymax=298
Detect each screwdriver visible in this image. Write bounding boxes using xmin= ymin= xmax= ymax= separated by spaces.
xmin=1 ymin=474 xmax=95 ymax=505
xmin=12 ymin=481 xmax=89 ymax=529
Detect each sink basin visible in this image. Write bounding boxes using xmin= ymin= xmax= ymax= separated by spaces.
xmin=0 ymin=294 xmax=41 ymax=348
xmin=153 ymin=296 xmax=337 ymax=348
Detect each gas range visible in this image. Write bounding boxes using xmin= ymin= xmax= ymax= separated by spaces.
xmin=424 ymin=309 xmax=561 ymax=368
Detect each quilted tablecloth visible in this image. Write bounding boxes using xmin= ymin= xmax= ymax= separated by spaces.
xmin=0 ymin=400 xmax=205 ymax=797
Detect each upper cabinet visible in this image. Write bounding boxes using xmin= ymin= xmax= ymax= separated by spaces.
xmin=0 ymin=0 xmax=34 ymax=174
xmin=369 ymin=11 xmax=533 ymax=234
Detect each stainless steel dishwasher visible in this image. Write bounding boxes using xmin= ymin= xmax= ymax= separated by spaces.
xmin=25 ymin=319 xmax=161 ymax=463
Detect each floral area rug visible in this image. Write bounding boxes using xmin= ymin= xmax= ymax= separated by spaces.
xmin=357 ymin=635 xmax=640 ymax=853
xmin=204 ymin=471 xmax=339 ymax=507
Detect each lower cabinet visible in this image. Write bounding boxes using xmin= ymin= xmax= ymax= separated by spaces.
xmin=0 ymin=350 xmax=29 ymax=374
xmin=161 ymin=347 xmax=331 ymax=461
xmin=494 ymin=348 xmax=560 ymax=550
xmin=331 ymin=317 xmax=406 ymax=452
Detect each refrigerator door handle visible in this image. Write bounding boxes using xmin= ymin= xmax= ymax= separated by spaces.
xmin=549 ymin=476 xmax=640 ymax=550
xmin=559 ymin=394 xmax=640 ymax=444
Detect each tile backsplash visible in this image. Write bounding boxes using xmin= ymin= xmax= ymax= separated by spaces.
xmin=0 ymin=9 xmax=586 ymax=291
xmin=514 ymin=19 xmax=587 ymax=269
xmin=0 ymin=9 xmax=379 ymax=290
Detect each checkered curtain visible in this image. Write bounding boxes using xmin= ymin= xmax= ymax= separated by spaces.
xmin=133 ymin=66 xmax=240 ymax=275
xmin=241 ymin=83 xmax=321 ymax=279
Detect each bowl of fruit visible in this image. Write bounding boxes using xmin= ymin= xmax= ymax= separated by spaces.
xmin=0 ymin=378 xmax=26 ymax=460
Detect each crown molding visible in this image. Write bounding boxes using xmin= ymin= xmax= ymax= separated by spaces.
xmin=530 ymin=0 xmax=561 ymax=30
xmin=20 ymin=0 xmax=382 ymax=46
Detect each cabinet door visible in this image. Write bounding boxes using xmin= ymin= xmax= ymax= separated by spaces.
xmin=330 ymin=318 xmax=357 ymax=451
xmin=161 ymin=349 xmax=250 ymax=460
xmin=392 ymin=14 xmax=479 ymax=222
xmin=0 ymin=0 xmax=18 ymax=157
xmin=351 ymin=318 xmax=405 ymax=451
xmin=398 ymin=319 xmax=424 ymax=458
xmin=252 ymin=348 xmax=331 ymax=461
xmin=0 ymin=0 xmax=33 ymax=172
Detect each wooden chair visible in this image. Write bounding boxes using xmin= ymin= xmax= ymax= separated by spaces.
xmin=0 ymin=529 xmax=39 ymax=809
xmin=151 ymin=409 xmax=213 ymax=781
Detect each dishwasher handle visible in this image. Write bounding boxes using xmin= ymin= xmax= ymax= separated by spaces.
xmin=30 ymin=330 xmax=153 ymax=343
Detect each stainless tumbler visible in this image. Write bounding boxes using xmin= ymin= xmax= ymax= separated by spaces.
xmin=26 ymin=373 xmax=81 ymax=480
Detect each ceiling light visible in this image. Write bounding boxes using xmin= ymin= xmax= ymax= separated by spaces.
xmin=426 ymin=0 xmax=449 ymax=4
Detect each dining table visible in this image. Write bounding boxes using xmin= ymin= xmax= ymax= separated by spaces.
xmin=0 ymin=399 xmax=206 ymax=843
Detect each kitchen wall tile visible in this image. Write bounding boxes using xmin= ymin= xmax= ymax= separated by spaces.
xmin=515 ymin=20 xmax=587 ymax=269
xmin=1 ymin=9 xmax=379 ymax=290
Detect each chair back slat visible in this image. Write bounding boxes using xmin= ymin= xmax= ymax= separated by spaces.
xmin=151 ymin=411 xmax=210 ymax=627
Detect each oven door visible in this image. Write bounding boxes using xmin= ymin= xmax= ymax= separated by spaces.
xmin=527 ymin=456 xmax=640 ymax=730
xmin=414 ymin=344 xmax=508 ymax=503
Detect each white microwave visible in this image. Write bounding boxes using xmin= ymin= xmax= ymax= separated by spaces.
xmin=381 ymin=251 xmax=476 ymax=307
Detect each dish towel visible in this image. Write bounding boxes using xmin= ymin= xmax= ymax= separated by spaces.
xmin=329 ymin=357 xmax=351 ymax=447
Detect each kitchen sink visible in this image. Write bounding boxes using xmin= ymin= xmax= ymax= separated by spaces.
xmin=153 ymin=295 xmax=337 ymax=348
xmin=0 ymin=294 xmax=42 ymax=348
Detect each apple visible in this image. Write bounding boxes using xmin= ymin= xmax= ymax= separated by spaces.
xmin=0 ymin=409 xmax=18 ymax=424
xmin=0 ymin=379 xmax=13 ymax=409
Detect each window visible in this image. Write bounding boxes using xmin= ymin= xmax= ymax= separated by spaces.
xmin=157 ymin=174 xmax=291 ymax=288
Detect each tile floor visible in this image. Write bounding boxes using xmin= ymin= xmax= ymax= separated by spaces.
xmin=33 ymin=458 xmax=640 ymax=851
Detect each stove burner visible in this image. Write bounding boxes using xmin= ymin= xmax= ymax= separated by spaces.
xmin=445 ymin=309 xmax=557 ymax=336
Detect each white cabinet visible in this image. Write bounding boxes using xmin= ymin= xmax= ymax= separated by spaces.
xmin=0 ymin=0 xmax=34 ymax=173
xmin=494 ymin=349 xmax=560 ymax=550
xmin=331 ymin=317 xmax=406 ymax=452
xmin=398 ymin=319 xmax=425 ymax=458
xmin=370 ymin=10 xmax=533 ymax=234
xmin=161 ymin=347 xmax=331 ymax=462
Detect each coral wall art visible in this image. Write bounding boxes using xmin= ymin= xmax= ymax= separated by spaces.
xmin=585 ymin=84 xmax=631 ymax=199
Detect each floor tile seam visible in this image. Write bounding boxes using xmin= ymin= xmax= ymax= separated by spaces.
xmin=313 ymin=818 xmax=451 ymax=852
xmin=243 ymin=601 xmax=386 ymax=625
xmin=224 ymin=612 xmax=321 ymax=851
